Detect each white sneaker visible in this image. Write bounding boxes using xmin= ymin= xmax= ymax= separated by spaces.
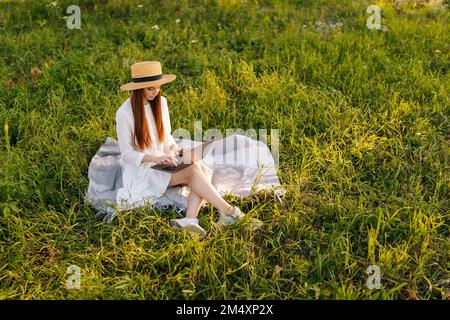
xmin=169 ymin=217 xmax=207 ymax=238
xmin=216 ymin=206 xmax=263 ymax=231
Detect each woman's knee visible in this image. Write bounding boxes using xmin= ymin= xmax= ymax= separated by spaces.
xmin=189 ymin=162 xmax=204 ymax=175
xmin=189 ymin=162 xmax=212 ymax=179
xmin=173 ymin=163 xmax=202 ymax=184
xmin=200 ymin=164 xmax=213 ymax=177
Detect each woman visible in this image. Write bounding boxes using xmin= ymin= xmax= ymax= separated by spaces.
xmin=116 ymin=61 xmax=262 ymax=237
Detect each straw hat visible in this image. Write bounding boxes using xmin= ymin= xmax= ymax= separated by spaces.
xmin=120 ymin=61 xmax=176 ymax=91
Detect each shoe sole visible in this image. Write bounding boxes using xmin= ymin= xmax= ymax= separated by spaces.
xmin=170 ymin=219 xmax=206 ymax=238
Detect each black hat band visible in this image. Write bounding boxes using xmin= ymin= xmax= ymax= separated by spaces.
xmin=132 ymin=74 xmax=163 ymax=83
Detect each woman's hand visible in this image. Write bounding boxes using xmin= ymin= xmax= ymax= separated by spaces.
xmin=169 ymin=144 xmax=184 ymax=157
xmin=181 ymin=147 xmax=199 ymax=164
xmin=155 ymin=153 xmax=178 ymax=166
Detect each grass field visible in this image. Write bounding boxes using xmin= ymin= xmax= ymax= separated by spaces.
xmin=0 ymin=0 xmax=449 ymax=299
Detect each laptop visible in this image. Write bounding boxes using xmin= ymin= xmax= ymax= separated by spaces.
xmin=151 ymin=138 xmax=216 ymax=173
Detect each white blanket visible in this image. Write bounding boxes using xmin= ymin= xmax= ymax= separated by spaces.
xmin=84 ymin=134 xmax=285 ymax=222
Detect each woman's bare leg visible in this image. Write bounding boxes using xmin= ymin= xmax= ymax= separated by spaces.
xmin=185 ymin=166 xmax=212 ymax=218
xmin=188 ymin=164 xmax=231 ymax=214
xmin=168 ymin=163 xmax=232 ymax=214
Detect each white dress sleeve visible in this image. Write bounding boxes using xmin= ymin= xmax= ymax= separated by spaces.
xmin=162 ymin=96 xmax=178 ymax=154
xmin=115 ymin=109 xmax=147 ymax=168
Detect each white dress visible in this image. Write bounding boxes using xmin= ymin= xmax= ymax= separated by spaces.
xmin=115 ymin=95 xmax=178 ymax=210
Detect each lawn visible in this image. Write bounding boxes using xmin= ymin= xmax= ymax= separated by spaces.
xmin=0 ymin=0 xmax=448 ymax=299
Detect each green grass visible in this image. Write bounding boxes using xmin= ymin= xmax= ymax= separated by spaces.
xmin=0 ymin=0 xmax=449 ymax=299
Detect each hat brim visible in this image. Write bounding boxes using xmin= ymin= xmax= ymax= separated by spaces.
xmin=120 ymin=74 xmax=176 ymax=91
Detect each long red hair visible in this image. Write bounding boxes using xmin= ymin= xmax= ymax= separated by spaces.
xmin=130 ymin=88 xmax=165 ymax=151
